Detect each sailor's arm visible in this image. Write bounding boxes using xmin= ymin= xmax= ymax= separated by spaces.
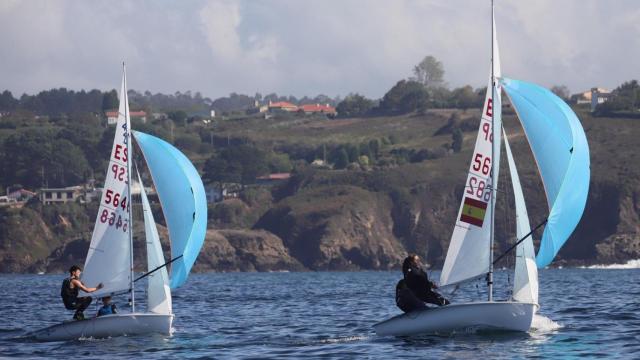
xmin=71 ymin=279 xmax=103 ymax=293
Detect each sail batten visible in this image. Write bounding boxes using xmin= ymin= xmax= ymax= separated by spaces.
xmin=501 ymin=78 xmax=590 ymax=268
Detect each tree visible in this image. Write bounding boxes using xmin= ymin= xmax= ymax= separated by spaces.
xmin=0 ymin=90 xmax=18 ymax=110
xmin=101 ymin=90 xmax=119 ymax=111
xmin=336 ymin=93 xmax=374 ymax=118
xmin=451 ymin=85 xmax=479 ymax=110
xmin=378 ymin=80 xmax=428 ymax=115
xmin=168 ymin=110 xmax=188 ymax=126
xmin=333 ymin=148 xmax=349 ymax=169
xmin=203 ymin=144 xmax=269 ymax=186
xmin=412 ymin=55 xmax=445 ymax=88
xmin=550 ymin=85 xmax=570 ymax=101
xmin=452 ymin=128 xmax=463 ymax=153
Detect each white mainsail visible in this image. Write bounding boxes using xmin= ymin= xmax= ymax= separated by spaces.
xmin=440 ymin=16 xmax=503 ymax=287
xmin=503 ymin=129 xmax=539 ymax=304
xmin=82 ymin=68 xmax=132 ymax=297
xmin=138 ymin=173 xmax=172 ymax=314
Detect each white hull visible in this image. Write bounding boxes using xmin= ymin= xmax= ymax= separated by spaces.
xmin=374 ymin=301 xmax=537 ymax=336
xmin=29 ymin=313 xmax=174 ymax=342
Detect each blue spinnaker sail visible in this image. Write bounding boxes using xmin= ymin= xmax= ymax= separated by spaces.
xmin=133 ymin=131 xmax=207 ymax=288
xmin=501 ymin=78 xmax=590 ymax=268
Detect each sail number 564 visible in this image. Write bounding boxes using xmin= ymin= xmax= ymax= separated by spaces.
xmin=472 ymin=153 xmax=491 ymax=175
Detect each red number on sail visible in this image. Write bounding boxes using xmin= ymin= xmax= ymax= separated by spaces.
xmin=467 ymin=176 xmax=476 ymax=195
xmin=482 ymin=122 xmax=492 ymax=142
xmin=472 ymin=154 xmax=482 ymax=172
xmin=113 ymin=193 xmax=120 ymax=207
xmin=100 ymin=209 xmax=108 ymax=223
xmin=111 ymin=165 xmax=126 ymax=181
xmin=120 ymin=197 xmax=127 ymax=211
xmin=482 ymin=157 xmax=491 ymax=175
xmin=108 ymin=212 xmax=116 ymax=225
xmin=105 ymin=189 xmax=113 ymax=204
xmin=476 ymin=180 xmax=485 ymax=198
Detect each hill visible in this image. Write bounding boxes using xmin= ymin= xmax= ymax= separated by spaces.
xmin=0 ymin=107 xmax=638 ymax=272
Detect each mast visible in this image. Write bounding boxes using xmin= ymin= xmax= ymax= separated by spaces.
xmin=488 ymin=0 xmax=495 ymax=302
xmin=124 ymin=62 xmax=135 ymax=312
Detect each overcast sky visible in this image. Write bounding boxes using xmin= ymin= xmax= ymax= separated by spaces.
xmin=1 ymin=0 xmax=638 ymax=99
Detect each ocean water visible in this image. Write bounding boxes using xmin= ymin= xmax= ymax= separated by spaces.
xmin=1 ymin=269 xmax=639 ymax=359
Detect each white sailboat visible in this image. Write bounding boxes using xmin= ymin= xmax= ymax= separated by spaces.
xmin=30 ymin=65 xmax=207 ymax=342
xmin=374 ymin=3 xmax=590 ymax=336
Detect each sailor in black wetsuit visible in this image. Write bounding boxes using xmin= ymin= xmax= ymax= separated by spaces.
xmin=395 ymin=254 xmax=449 ymax=312
xmin=60 ymin=265 xmax=103 ymax=320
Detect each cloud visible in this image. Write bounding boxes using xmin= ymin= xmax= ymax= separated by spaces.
xmin=0 ymin=0 xmax=638 ymax=99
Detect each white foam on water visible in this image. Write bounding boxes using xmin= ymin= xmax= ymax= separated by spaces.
xmin=314 ymin=335 xmax=370 ymax=344
xmin=531 ymin=314 xmax=562 ymax=333
xmin=585 ymin=259 xmax=640 ymax=269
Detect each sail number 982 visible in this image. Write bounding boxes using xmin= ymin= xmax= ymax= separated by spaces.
xmin=467 ymin=176 xmax=491 ymax=202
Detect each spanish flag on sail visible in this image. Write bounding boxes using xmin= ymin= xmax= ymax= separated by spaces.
xmin=460 ymin=197 xmax=488 ymax=227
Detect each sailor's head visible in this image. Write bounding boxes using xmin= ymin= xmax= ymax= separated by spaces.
xmin=69 ymin=265 xmax=82 ymax=277
xmin=101 ymin=296 xmax=112 ymax=305
xmin=408 ymin=254 xmax=420 ymax=265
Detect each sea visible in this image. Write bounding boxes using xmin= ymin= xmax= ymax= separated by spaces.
xmin=1 ymin=266 xmax=639 ymax=359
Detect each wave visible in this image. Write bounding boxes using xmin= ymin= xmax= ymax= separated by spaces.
xmin=531 ymin=314 xmax=562 ymax=332
xmin=584 ymin=259 xmax=640 ymax=269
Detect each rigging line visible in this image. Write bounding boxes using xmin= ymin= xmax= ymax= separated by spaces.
xmin=492 ymin=218 xmax=548 ymax=266
xmin=133 ymin=254 xmax=183 ymax=283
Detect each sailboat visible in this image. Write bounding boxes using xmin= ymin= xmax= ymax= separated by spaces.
xmin=30 ymin=65 xmax=207 ymax=341
xmin=374 ymin=3 xmax=590 ymax=336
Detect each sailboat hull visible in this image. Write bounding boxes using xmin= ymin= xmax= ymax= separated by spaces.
xmin=29 ymin=313 xmax=174 ymax=342
xmin=374 ymin=301 xmax=537 ymax=336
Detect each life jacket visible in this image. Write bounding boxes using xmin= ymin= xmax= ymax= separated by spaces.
xmin=97 ymin=304 xmax=116 ymax=317
xmin=61 ymin=277 xmax=79 ymax=308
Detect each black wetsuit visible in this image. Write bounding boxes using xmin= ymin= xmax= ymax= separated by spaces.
xmin=61 ymin=277 xmax=92 ymax=317
xmin=402 ymin=262 xmax=449 ymax=307
xmin=395 ymin=279 xmax=426 ymax=313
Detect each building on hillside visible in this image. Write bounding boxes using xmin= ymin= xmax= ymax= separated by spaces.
xmin=298 ymin=103 xmax=337 ymax=117
xmin=570 ymin=87 xmax=610 ymax=105
xmin=590 ymin=88 xmax=613 ymax=112
xmin=268 ymin=101 xmax=298 ymax=113
xmin=205 ymin=186 xmax=225 ymax=203
xmin=0 ymin=195 xmax=17 ymax=207
xmin=39 ymin=186 xmax=84 ymax=205
xmin=105 ymin=110 xmax=148 ymax=125
xmin=7 ymin=188 xmax=36 ymax=202
xmin=256 ymin=173 xmax=291 ymax=185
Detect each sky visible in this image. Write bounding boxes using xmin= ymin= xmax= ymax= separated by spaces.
xmin=1 ymin=0 xmax=638 ymax=100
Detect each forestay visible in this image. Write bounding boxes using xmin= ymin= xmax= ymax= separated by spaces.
xmin=82 ymin=70 xmax=132 ymax=297
xmin=501 ymin=78 xmax=590 ymax=268
xmin=133 ymin=131 xmax=207 ymax=289
xmin=440 ymin=17 xmax=502 ymax=287
xmin=138 ymin=172 xmax=172 ymax=314
xmin=503 ymin=128 xmax=538 ymax=304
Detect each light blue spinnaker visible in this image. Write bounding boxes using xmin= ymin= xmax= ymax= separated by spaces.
xmin=133 ymin=131 xmax=207 ymax=289
xmin=501 ymin=78 xmax=590 ymax=268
